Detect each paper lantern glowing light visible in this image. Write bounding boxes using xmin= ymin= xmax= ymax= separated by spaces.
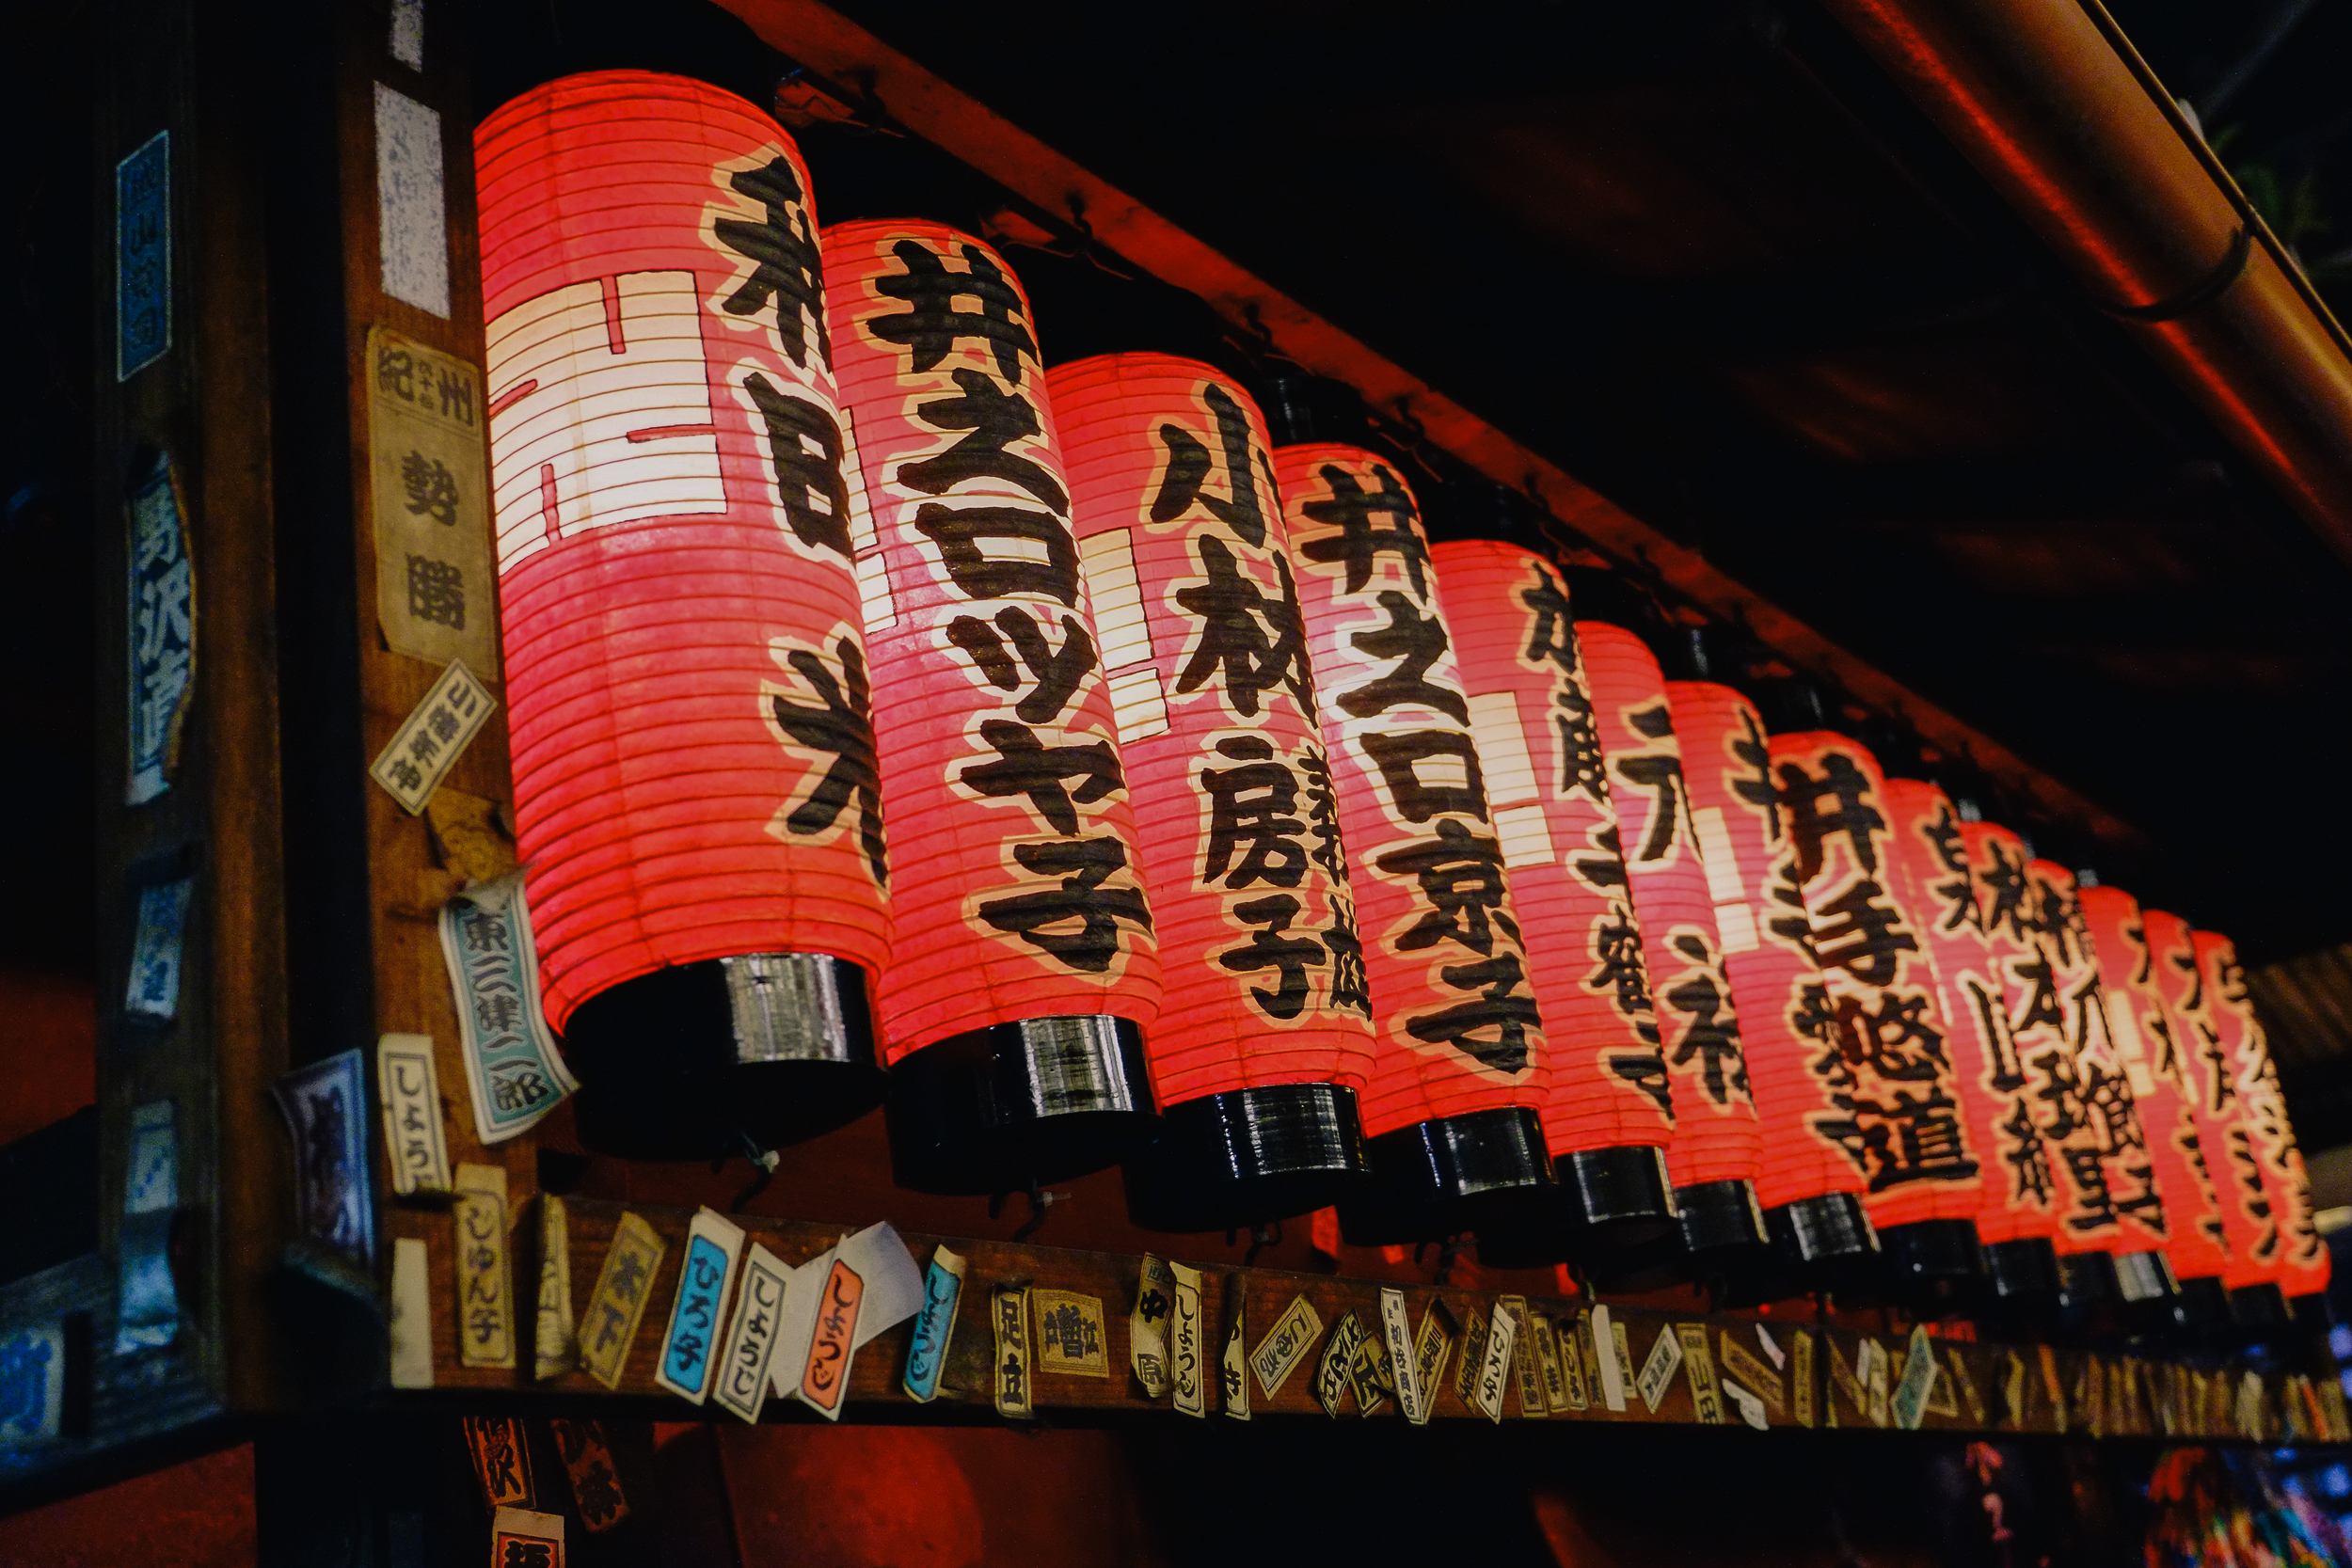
xmin=477 ymin=71 xmax=887 ymax=1155
xmin=1050 ymin=355 xmax=1375 ymax=1229
xmin=1581 ymin=624 xmax=1766 ymax=1260
xmin=1278 ymin=445 xmax=1553 ymax=1241
xmin=824 ymin=221 xmax=1163 ymax=1193
xmin=1672 ymin=681 xmax=1878 ymax=1278
xmin=1437 ymin=542 xmax=1679 ymax=1250
xmin=1769 ymin=734 xmax=1983 ymax=1298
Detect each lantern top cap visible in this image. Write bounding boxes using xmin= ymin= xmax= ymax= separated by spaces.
xmin=478 ymin=68 xmax=782 ymax=132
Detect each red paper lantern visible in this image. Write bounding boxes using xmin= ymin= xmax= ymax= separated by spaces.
xmin=1045 ymin=354 xmax=1375 ymax=1228
xmin=2077 ymin=887 xmax=2232 ymax=1306
xmin=2144 ymin=912 xmax=2278 ymax=1307
xmin=477 ymin=71 xmax=886 ymax=1154
xmin=2195 ymin=929 xmax=2323 ymax=1315
xmin=1876 ymin=780 xmax=2058 ymax=1303
xmin=1671 ymin=680 xmax=1877 ymax=1275
xmin=823 ymin=221 xmax=1162 ymax=1192
xmin=1767 ymin=734 xmax=1982 ymax=1294
xmin=1435 ymin=542 xmax=1679 ymax=1247
xmin=1579 ymin=624 xmax=1766 ymax=1259
xmin=1275 ymin=444 xmax=1553 ymax=1240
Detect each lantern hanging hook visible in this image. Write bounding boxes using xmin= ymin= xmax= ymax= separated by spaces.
xmin=1243 ymin=1219 xmax=1281 ymax=1266
xmin=723 ymin=1131 xmax=782 ymax=1212
xmin=1432 ymin=1236 xmax=1465 ymax=1287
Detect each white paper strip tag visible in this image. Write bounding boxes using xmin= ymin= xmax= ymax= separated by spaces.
xmin=655 ymin=1209 xmax=745 ymax=1404
xmin=786 ymin=1222 xmax=924 ymax=1419
xmin=389 ymin=1235 xmax=434 ymax=1389
xmin=1130 ymin=1254 xmax=1174 ymax=1397
xmin=453 ymin=1164 xmax=513 ymax=1370
xmin=1220 ymin=1282 xmax=1250 ymax=1420
xmin=377 ymin=1034 xmax=451 ymax=1196
xmin=371 ymin=657 xmax=494 ymax=815
xmin=1589 ymin=1304 xmax=1628 ymax=1412
xmin=1381 ymin=1289 xmax=1429 ymax=1425
xmin=1169 ymin=1261 xmax=1206 ymax=1417
xmin=125 ymin=879 xmax=194 ymax=1022
xmin=1474 ymin=1303 xmax=1518 ymax=1423
xmin=534 ymin=1194 xmax=574 ymax=1382
xmin=1636 ymin=1323 xmax=1683 ymax=1413
xmin=373 ymin=83 xmax=450 ymax=316
xmin=712 ymin=1243 xmax=796 ymax=1423
xmin=490 ymin=1507 xmax=564 ymax=1568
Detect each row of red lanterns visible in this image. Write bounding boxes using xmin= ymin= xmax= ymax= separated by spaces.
xmin=472 ymin=71 xmax=2329 ymax=1324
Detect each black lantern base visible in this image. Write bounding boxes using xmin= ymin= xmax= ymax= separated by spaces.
xmin=2172 ymin=1274 xmax=2233 ymax=1337
xmin=1585 ymin=1178 xmax=1768 ymax=1291
xmin=1122 ymin=1083 xmax=1370 ymax=1233
xmin=1978 ymin=1237 xmax=2062 ymax=1324
xmin=2115 ymin=1248 xmax=2181 ymax=1335
xmin=1771 ymin=1193 xmax=1881 ymax=1291
xmin=885 ymin=1014 xmax=1155 ymax=1196
xmin=564 ymin=952 xmax=882 ymax=1161
xmin=2057 ymin=1251 xmax=2119 ymax=1322
xmin=2292 ymin=1290 xmax=2333 ymax=1332
xmin=1339 ymin=1107 xmax=1554 ymax=1247
xmin=1877 ymin=1218 xmax=1985 ymax=1310
xmin=2230 ymin=1281 xmax=2291 ymax=1334
xmin=1475 ymin=1144 xmax=1678 ymax=1268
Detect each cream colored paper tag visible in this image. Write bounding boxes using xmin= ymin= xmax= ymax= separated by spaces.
xmin=366 ymin=327 xmax=499 ymax=673
xmin=2039 ymin=1345 xmax=2067 ymax=1433
xmin=1454 ymin=1303 xmax=1489 ymax=1408
xmin=580 ymin=1211 xmax=666 ymax=1389
xmin=1718 ymin=1331 xmax=1785 ymax=1415
xmin=993 ymin=1286 xmax=1033 ymax=1419
xmin=1501 ymin=1296 xmax=1547 ymax=1417
xmin=1723 ymin=1377 xmax=1769 ymax=1429
xmin=1555 ymin=1314 xmax=1591 ymax=1412
xmin=490 ymin=1508 xmax=564 ymax=1568
xmin=1414 ymin=1304 xmax=1454 ymax=1417
xmin=1636 ymin=1323 xmax=1683 ymax=1413
xmin=1677 ymin=1324 xmax=1724 ymax=1425
xmin=1474 ymin=1303 xmax=1518 ymax=1423
xmin=1249 ymin=1293 xmax=1324 ymax=1401
xmin=1035 ymin=1289 xmax=1114 ymax=1381
xmin=1890 ymin=1324 xmax=1936 ymax=1430
xmin=1131 ymin=1255 xmax=1175 ymax=1397
xmin=389 ymin=1235 xmax=434 ymax=1388
xmin=1947 ymin=1348 xmax=1984 ymax=1424
xmin=1791 ymin=1329 xmax=1816 ymax=1428
xmin=1168 ymin=1265 xmax=1205 ymax=1416
xmin=1380 ymin=1288 xmax=1428 ymax=1425
xmin=534 ymin=1194 xmax=575 ymax=1382
xmin=371 ymin=657 xmax=496 ymax=815
xmin=1220 ymin=1280 xmax=1250 ymax=1420
xmin=1529 ymin=1312 xmax=1569 ymax=1415
xmin=376 ymin=1034 xmax=451 ymax=1196
xmin=1315 ymin=1311 xmax=1369 ymax=1418
xmin=453 ymin=1164 xmax=513 ymax=1370
xmin=1829 ymin=1338 xmax=1864 ymax=1419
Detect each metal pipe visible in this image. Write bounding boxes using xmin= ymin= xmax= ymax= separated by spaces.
xmin=1819 ymin=0 xmax=2352 ymax=562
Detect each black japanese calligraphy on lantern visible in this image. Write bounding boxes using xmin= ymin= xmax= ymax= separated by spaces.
xmin=1779 ymin=752 xmax=1883 ymax=884
xmin=764 ymin=631 xmax=887 ymax=886
xmin=1812 ymin=879 xmax=1919 ymax=988
xmin=898 ymin=369 xmax=1069 ymax=513
xmin=1151 ymin=383 xmax=1270 ymax=547
xmin=1341 ymin=591 xmax=1470 ymax=723
xmin=1200 ymin=736 xmax=1311 ymax=891
xmin=1661 ymin=933 xmax=1748 ymax=1106
xmin=1359 ymin=730 xmax=1487 ymax=823
xmin=869 ymin=238 xmax=1035 ymax=383
xmin=1173 ymin=536 xmax=1313 ymax=717
xmin=914 ymin=504 xmax=1079 ymax=606
xmin=1518 ymin=571 xmax=1611 ymax=807
xmin=744 ymin=372 xmax=853 ymax=557
xmin=714 ymin=157 xmax=828 ymax=369
xmin=1299 ymin=463 xmax=1430 ymax=597
xmin=1219 ymin=895 xmax=1324 ymax=1021
xmin=948 ymin=606 xmax=1097 ymax=724
xmin=976 ymin=836 xmax=1153 ymax=973
xmin=1611 ymin=705 xmax=1692 ymax=865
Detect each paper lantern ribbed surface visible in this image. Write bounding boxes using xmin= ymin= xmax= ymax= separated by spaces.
xmin=1879 ymin=782 xmax=2055 ymax=1246
xmin=1436 ymin=542 xmax=1674 ymax=1155
xmin=2077 ymin=887 xmax=2228 ymax=1283
xmin=476 ymin=71 xmax=886 ymax=1026
xmin=1276 ymin=445 xmax=1547 ymax=1139
xmin=1579 ymin=626 xmax=1759 ymax=1190
xmin=1765 ymin=734 xmax=1979 ymax=1228
xmin=820 ymin=221 xmax=1161 ymax=1059
xmin=1668 ymin=680 xmax=1851 ymax=1212
xmin=1047 ymin=355 xmax=1372 ymax=1105
xmin=2197 ymin=931 xmax=2316 ymax=1294
xmin=2147 ymin=912 xmax=2274 ymax=1289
